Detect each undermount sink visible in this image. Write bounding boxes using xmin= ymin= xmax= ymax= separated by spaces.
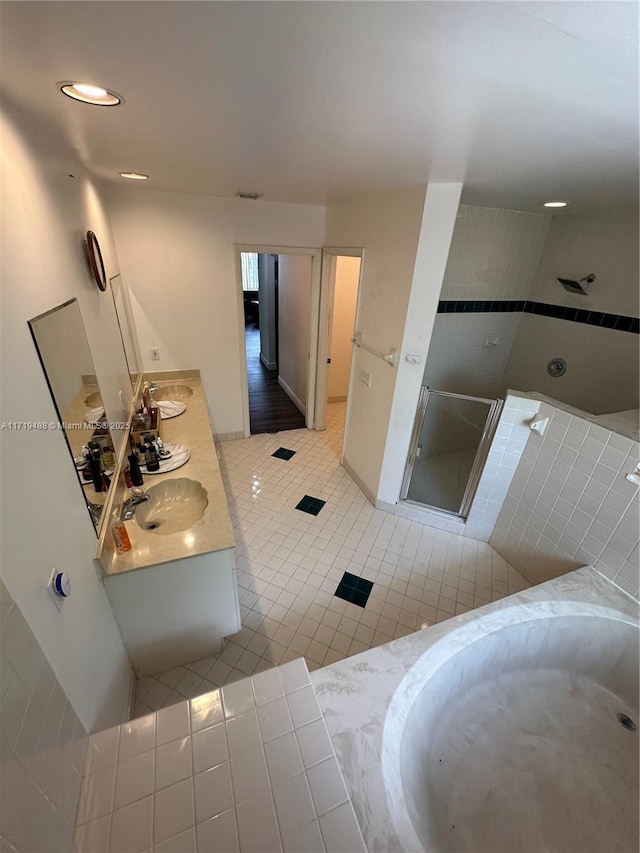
xmin=151 ymin=384 xmax=194 ymax=404
xmin=135 ymin=478 xmax=208 ymax=535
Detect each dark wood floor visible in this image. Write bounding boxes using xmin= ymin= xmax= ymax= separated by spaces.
xmin=246 ymin=325 xmax=306 ymax=434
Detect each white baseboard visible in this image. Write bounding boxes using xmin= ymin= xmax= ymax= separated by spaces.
xmin=278 ymin=376 xmax=306 ymax=415
xmin=259 ymin=353 xmax=277 ymax=370
xmin=393 ymin=500 xmax=466 ymax=533
xmin=215 ymin=431 xmax=245 ymax=442
xmin=342 ymin=458 xmax=376 ymax=507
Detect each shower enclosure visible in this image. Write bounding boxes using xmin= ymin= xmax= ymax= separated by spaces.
xmin=401 ymin=388 xmax=503 ymax=518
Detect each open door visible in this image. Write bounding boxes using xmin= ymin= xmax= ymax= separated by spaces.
xmin=234 ymin=244 xmax=322 ymax=437
xmin=315 ymin=248 xmax=364 ymax=435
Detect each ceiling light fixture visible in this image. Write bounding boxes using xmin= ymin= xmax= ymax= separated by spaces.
xmin=236 ymin=191 xmax=264 ymax=200
xmin=543 ymin=201 xmax=568 ymax=208
xmin=58 ymin=81 xmax=123 ymax=106
xmin=119 ymin=172 xmax=149 ymax=180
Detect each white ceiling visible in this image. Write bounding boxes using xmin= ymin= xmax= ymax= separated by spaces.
xmin=1 ymin=1 xmax=638 ymax=211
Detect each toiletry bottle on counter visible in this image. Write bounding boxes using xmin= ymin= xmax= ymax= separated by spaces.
xmin=146 ymin=445 xmax=160 ymax=472
xmin=142 ymin=381 xmax=151 ymax=411
xmin=111 ymin=521 xmax=132 ymax=553
xmin=128 ymin=453 xmax=144 ymax=487
xmin=89 ymin=447 xmax=104 ymax=492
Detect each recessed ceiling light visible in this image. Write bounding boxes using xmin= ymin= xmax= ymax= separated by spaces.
xmin=58 ymin=81 xmax=123 ymax=106
xmin=119 ymin=172 xmax=149 ymax=181
xmin=543 ymin=201 xmax=569 ymax=208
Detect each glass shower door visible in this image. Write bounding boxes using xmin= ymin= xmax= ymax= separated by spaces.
xmin=401 ymin=388 xmax=503 ymax=518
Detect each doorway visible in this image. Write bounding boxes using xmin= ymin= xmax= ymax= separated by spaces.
xmin=242 ymin=253 xmax=306 ymax=434
xmin=236 ymin=246 xmax=321 ymax=437
xmin=315 ymin=249 xmax=364 ymax=453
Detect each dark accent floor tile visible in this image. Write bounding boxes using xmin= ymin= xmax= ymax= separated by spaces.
xmin=334 ymin=571 xmax=374 ymax=608
xmin=272 ymin=447 xmax=296 ymax=461
xmin=295 ymin=495 xmax=326 ymax=516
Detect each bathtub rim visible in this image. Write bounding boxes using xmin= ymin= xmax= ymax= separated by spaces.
xmin=311 ymin=566 xmax=640 ymax=853
xmin=381 ymin=600 xmax=639 ymax=853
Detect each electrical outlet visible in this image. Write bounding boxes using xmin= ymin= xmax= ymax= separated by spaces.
xmin=151 ymin=347 xmax=160 ymax=361
xmin=360 ymin=370 xmax=372 ymax=387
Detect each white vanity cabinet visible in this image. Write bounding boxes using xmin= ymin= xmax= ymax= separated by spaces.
xmin=103 ymin=548 xmax=239 ymax=674
xmin=96 ymin=374 xmax=240 ymax=676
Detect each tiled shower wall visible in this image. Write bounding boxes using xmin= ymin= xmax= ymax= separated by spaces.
xmin=422 ymin=204 xmax=550 ymax=398
xmin=0 ymin=578 xmax=88 ymax=852
xmin=440 ymin=205 xmax=551 ymax=302
xmin=490 ymin=402 xmax=640 ymax=600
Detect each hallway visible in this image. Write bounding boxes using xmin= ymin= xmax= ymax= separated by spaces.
xmin=246 ymin=326 xmax=305 ymax=434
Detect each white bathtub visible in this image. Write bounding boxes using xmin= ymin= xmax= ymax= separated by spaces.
xmin=382 ymin=602 xmax=639 ymax=853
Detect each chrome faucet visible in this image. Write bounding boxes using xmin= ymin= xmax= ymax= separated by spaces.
xmin=120 ymin=489 xmax=150 ymax=521
xmin=148 ymin=383 xmax=160 ymax=394
xmin=87 ymin=501 xmax=104 ymax=526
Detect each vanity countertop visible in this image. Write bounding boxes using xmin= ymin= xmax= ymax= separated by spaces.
xmin=96 ymin=377 xmax=235 ymax=576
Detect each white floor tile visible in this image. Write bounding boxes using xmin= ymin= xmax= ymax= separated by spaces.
xmin=155 ymin=737 xmax=192 ymax=791
xmin=153 ymin=778 xmax=195 ymax=844
xmin=109 ymin=796 xmax=153 ymax=853
xmin=193 ymin=764 xmax=233 ymax=823
xmin=114 ymin=751 xmax=155 ymax=810
xmin=192 ymin=723 xmax=228 ymax=775
xmin=196 ymin=809 xmax=238 ymax=853
xmin=133 ymin=404 xmax=529 ymax=719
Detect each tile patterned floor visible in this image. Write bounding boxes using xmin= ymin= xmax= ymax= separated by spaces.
xmin=133 ymin=403 xmax=529 ymax=718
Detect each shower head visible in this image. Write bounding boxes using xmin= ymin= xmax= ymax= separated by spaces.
xmin=557 ymin=273 xmax=596 ymax=295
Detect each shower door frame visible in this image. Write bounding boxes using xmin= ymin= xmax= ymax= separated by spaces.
xmin=400 ymin=387 xmax=504 ymax=519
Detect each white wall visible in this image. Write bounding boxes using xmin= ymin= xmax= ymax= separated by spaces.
xmin=527 ymin=207 xmax=639 ymax=316
xmin=503 ymin=207 xmax=639 ymax=414
xmin=278 ymin=254 xmax=312 ymax=414
xmin=327 ymin=256 xmax=360 ymax=401
xmin=504 ymin=314 xmax=638 ymax=415
xmin=29 ymin=300 xmax=95 ymax=416
xmin=490 ymin=400 xmax=640 ymax=600
xmin=423 ymin=204 xmax=550 ymax=399
xmin=378 ymin=183 xmax=463 ymax=505
xmin=324 ymin=187 xmax=428 ymax=500
xmin=1 ymin=102 xmax=133 ymax=732
xmin=258 ymin=253 xmax=277 ymax=369
xmin=104 ymin=186 xmax=326 ymax=436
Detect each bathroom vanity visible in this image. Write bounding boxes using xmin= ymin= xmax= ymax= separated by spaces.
xmin=95 ymin=373 xmax=240 ymax=675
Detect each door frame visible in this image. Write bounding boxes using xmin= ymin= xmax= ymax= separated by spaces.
xmin=234 ymin=244 xmax=322 ymax=438
xmin=314 ymin=248 xmax=365 ymax=449
xmin=400 ymin=387 xmax=504 ymax=518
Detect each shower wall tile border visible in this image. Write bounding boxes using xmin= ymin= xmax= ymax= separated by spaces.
xmin=437 ymin=300 xmax=639 ymax=334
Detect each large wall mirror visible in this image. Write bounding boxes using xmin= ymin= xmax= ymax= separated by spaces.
xmin=110 ymin=274 xmax=141 ymax=392
xmin=29 ymin=298 xmax=118 ymax=532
